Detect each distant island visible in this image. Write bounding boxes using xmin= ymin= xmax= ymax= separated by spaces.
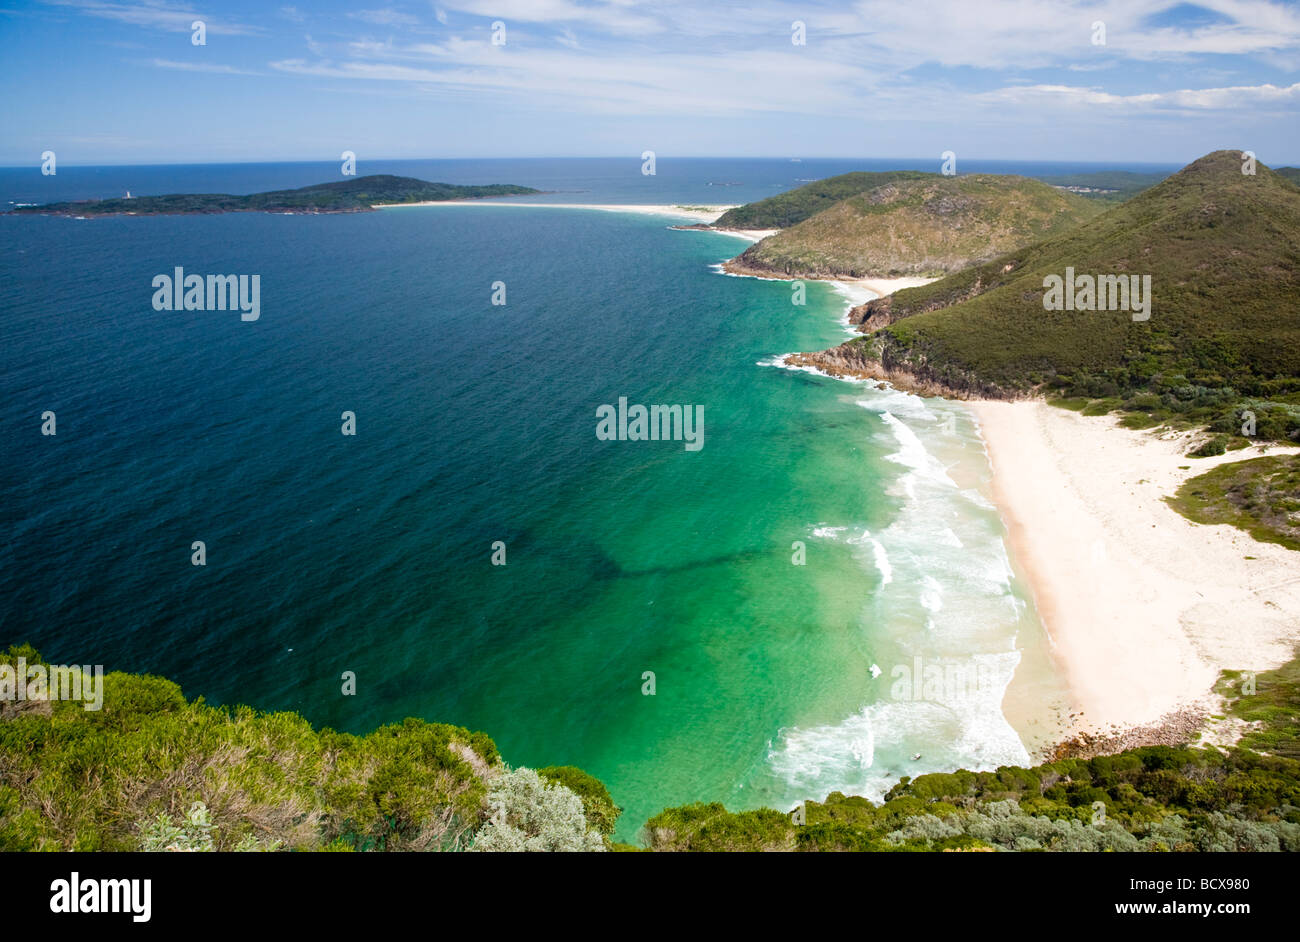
xmin=11 ymin=174 xmax=540 ymax=217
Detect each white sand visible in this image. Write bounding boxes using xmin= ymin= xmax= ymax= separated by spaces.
xmin=968 ymin=400 xmax=1300 ymax=738
xmin=710 ymin=228 xmax=780 ymax=242
xmin=720 ymin=270 xmax=940 ymax=294
xmin=855 ymin=276 xmax=939 ymax=296
xmin=371 ymin=200 xmax=740 ymax=224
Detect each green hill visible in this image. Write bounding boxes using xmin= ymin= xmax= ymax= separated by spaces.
xmin=712 ymin=170 xmax=932 ymax=229
xmin=803 ymin=151 xmax=1300 ymax=417
xmin=727 ymin=174 xmax=1104 ymax=279
xmin=14 ymin=175 xmax=539 ymax=217
xmin=1277 ymin=167 xmax=1300 ymax=186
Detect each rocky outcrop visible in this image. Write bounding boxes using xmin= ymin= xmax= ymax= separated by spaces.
xmin=786 ymin=339 xmax=1029 ymax=401
xmin=845 ymin=270 xmax=1004 ymax=330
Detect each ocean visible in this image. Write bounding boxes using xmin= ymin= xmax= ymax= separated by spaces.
xmin=0 ymin=158 xmax=1147 ymax=840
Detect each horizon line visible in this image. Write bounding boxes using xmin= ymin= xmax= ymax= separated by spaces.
xmin=1 ymin=154 xmax=1266 ymax=171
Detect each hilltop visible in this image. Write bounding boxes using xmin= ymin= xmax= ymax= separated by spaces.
xmin=712 ymin=170 xmax=933 ymax=229
xmin=792 ymin=151 xmax=1300 ymax=422
xmin=726 ymin=173 xmax=1104 ymax=280
xmin=13 ymin=175 xmax=540 ymax=217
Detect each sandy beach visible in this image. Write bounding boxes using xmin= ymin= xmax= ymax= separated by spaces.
xmin=724 ymin=267 xmax=940 ymax=297
xmin=372 ymin=200 xmax=741 ymax=223
xmin=969 ymin=400 xmax=1300 ymax=741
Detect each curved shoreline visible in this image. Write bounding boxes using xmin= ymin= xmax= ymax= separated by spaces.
xmin=767 ymin=339 xmax=1300 ymax=757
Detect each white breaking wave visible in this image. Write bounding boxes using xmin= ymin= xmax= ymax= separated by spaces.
xmin=763 ymin=386 xmax=1033 ymax=808
xmin=869 ymin=537 xmax=893 ymax=586
xmin=767 ymin=650 xmax=1030 ymax=806
xmin=877 ymin=410 xmax=958 ymax=490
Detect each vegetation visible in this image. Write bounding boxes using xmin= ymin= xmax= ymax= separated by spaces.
xmin=1167 ymin=454 xmax=1300 ymax=550
xmin=823 ymin=152 xmax=1300 ymax=422
xmin=139 ymin=800 xmax=281 ymax=852
xmin=1276 ymin=167 xmax=1300 ymax=186
xmin=8 ymin=638 xmax=1300 ymax=852
xmin=0 ymin=644 xmax=612 ymax=851
xmin=538 ymin=765 xmax=621 ymax=836
xmin=642 ymin=651 xmax=1300 ymax=852
xmin=468 ymin=768 xmax=605 ymax=852
xmin=1045 ymin=388 xmax=1300 ymax=456
xmin=713 ymin=170 xmax=932 ymax=229
xmin=13 ymin=175 xmax=539 ymax=217
xmin=1221 ymin=655 xmax=1300 ymax=759
xmin=731 ymin=174 xmax=1103 ymax=279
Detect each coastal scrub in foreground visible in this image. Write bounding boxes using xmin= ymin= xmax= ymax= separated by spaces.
xmin=0 ymin=645 xmax=613 ymax=851
xmin=4 ymin=642 xmax=1299 ymax=851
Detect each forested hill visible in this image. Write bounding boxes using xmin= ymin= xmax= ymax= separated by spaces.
xmin=713 ymin=170 xmax=932 ymax=228
xmin=808 ymin=150 xmax=1300 ymax=407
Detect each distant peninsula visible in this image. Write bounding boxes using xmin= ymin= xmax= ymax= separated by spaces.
xmin=12 ymin=174 xmax=540 ymax=217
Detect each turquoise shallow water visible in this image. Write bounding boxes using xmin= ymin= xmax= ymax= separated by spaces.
xmin=0 ymin=196 xmax=1065 ymax=841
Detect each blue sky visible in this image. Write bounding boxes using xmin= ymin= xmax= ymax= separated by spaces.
xmin=2 ymin=0 xmax=1298 ymax=165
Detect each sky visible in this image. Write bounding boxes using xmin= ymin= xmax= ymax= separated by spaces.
xmin=1 ymin=0 xmax=1298 ymax=165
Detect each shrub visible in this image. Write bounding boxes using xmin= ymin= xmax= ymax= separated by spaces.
xmin=538 ymin=765 xmax=620 ymax=836
xmin=1190 ymin=435 xmax=1228 ymax=457
xmin=469 ymin=768 xmax=604 ymax=852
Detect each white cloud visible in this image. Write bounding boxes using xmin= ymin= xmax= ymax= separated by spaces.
xmin=270 ymin=41 xmax=874 ymax=117
xmin=981 ymin=80 xmax=1300 ymax=111
xmin=149 ymin=57 xmax=261 ymax=75
xmin=435 ymin=0 xmax=664 ymax=34
xmin=230 ymin=0 xmax=1299 ymax=146
xmin=43 ymin=0 xmax=262 ymax=35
